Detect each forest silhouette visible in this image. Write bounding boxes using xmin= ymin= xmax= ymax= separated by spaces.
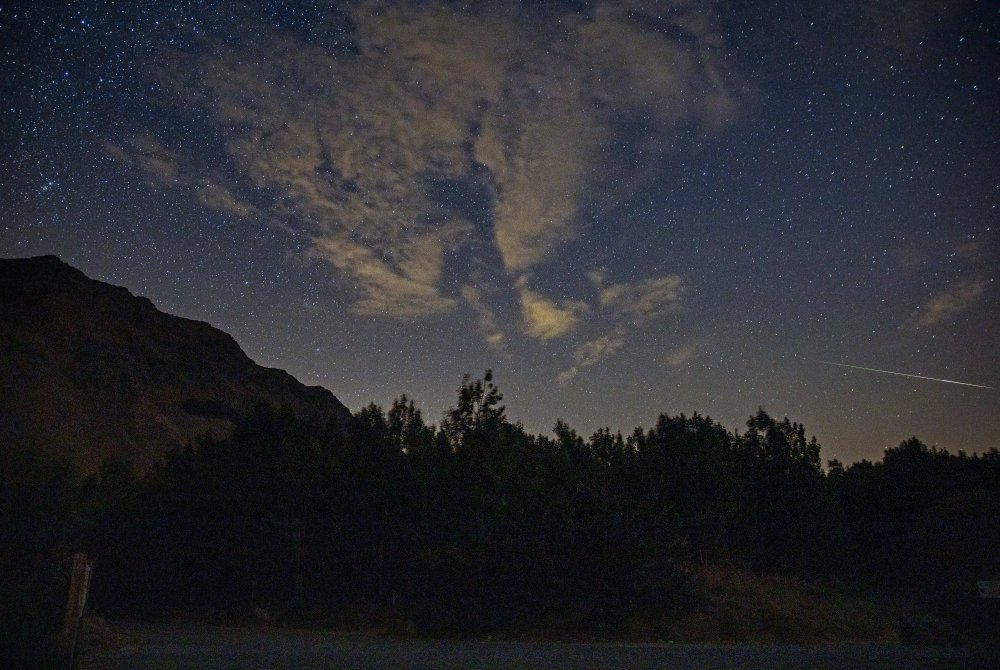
xmin=3 ymin=371 xmax=999 ymax=662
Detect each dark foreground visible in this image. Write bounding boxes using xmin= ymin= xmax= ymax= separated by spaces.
xmin=97 ymin=622 xmax=1000 ymax=670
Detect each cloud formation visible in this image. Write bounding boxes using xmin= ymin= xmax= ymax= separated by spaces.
xmin=556 ymin=271 xmax=686 ymax=384
xmin=104 ymin=135 xmax=179 ymax=186
xmin=196 ymin=180 xmax=257 ymax=219
xmin=114 ymin=0 xmax=738 ymax=327
xmin=596 ymin=274 xmax=685 ymax=324
xmin=313 ymin=235 xmax=458 ymax=318
xmin=664 ymin=343 xmax=699 ymax=367
xmin=909 ymin=279 xmax=989 ymax=329
xmin=461 ymin=285 xmax=508 ymax=354
xmin=516 ymin=277 xmax=588 ymax=340
xmin=556 ymin=329 xmax=627 ymax=386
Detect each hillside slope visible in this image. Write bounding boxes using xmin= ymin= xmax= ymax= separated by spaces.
xmin=0 ymin=255 xmax=350 ymax=472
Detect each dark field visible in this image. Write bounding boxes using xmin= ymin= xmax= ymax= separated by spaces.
xmin=100 ymin=622 xmax=1000 ymax=670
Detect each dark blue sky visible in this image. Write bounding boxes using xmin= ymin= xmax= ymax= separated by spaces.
xmin=2 ymin=0 xmax=997 ymax=463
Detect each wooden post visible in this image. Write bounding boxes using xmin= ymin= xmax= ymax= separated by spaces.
xmin=294 ymin=520 xmax=304 ymax=604
xmin=61 ymin=553 xmax=93 ymax=670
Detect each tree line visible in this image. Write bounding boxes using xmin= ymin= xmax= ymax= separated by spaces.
xmin=3 ymin=371 xmax=999 ymax=662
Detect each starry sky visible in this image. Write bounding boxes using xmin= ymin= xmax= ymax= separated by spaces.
xmin=2 ymin=0 xmax=997 ymax=463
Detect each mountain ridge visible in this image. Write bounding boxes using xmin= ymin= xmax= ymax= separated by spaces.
xmin=0 ymin=255 xmax=351 ymax=473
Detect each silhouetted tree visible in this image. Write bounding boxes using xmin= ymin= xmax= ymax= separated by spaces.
xmin=43 ymin=373 xmax=997 ymax=639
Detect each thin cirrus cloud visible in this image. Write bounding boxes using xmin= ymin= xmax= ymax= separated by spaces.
xmin=664 ymin=342 xmax=699 ymax=367
xmin=461 ymin=285 xmax=508 ymax=354
xmin=598 ymin=275 xmax=685 ymax=324
xmin=555 ymin=271 xmax=687 ymax=385
xmin=109 ymin=0 xmax=738 ymax=336
xmin=104 ymin=135 xmax=180 ymax=186
xmin=312 ymin=234 xmax=460 ymax=319
xmin=556 ymin=330 xmax=627 ymax=387
xmin=196 ymin=180 xmax=258 ymax=220
xmin=909 ymin=279 xmax=990 ymax=329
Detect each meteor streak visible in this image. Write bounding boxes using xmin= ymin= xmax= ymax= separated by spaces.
xmin=818 ymin=361 xmax=992 ymax=389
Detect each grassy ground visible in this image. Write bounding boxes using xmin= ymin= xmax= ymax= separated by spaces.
xmin=73 ymin=566 xmax=901 ymax=663
xmin=670 ymin=566 xmax=895 ymax=644
xmin=72 ymin=617 xmax=131 ymax=670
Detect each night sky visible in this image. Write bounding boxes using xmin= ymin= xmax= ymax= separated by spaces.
xmin=2 ymin=1 xmax=997 ymax=463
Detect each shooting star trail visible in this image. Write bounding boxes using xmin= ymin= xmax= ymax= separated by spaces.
xmin=818 ymin=361 xmax=992 ymax=389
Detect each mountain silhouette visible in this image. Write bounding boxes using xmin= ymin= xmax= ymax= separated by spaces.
xmin=0 ymin=255 xmax=350 ymax=472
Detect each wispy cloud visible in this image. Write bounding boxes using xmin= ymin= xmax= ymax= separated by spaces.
xmin=596 ymin=274 xmax=685 ymax=324
xmin=196 ymin=180 xmax=257 ymax=219
xmin=104 ymin=135 xmax=179 ymax=186
xmin=461 ymin=285 xmax=508 ymax=354
xmin=909 ymin=279 xmax=989 ymax=329
xmin=557 ymin=330 xmax=627 ymax=386
xmin=556 ymin=271 xmax=687 ymax=384
xmin=313 ymin=236 xmax=456 ymax=319
xmin=953 ymin=238 xmax=987 ymax=261
xmin=664 ymin=342 xmax=699 ymax=367
xmin=112 ymin=1 xmax=738 ymax=324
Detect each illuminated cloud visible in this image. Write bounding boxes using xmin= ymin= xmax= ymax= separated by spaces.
xmin=196 ymin=180 xmax=256 ymax=219
xmin=313 ymin=234 xmax=457 ymax=319
xmin=104 ymin=135 xmax=179 ymax=186
xmin=954 ymin=238 xmax=987 ymax=261
xmin=557 ymin=330 xmax=627 ymax=387
xmin=481 ymin=0 xmax=738 ymax=272
xmin=909 ymin=279 xmax=989 ymax=329
xmin=664 ymin=343 xmax=699 ymax=367
xmin=461 ymin=285 xmax=508 ymax=354
xmin=151 ymin=17 xmax=484 ymax=318
xmin=554 ymin=370 xmax=576 ymax=387
xmin=557 ymin=271 xmax=687 ymax=384
xmin=114 ymin=0 xmax=738 ymax=322
xmin=516 ymin=278 xmax=588 ymax=340
xmin=581 ymin=2 xmax=737 ymax=132
xmin=597 ymin=275 xmax=685 ymax=324
xmin=474 ymin=68 xmax=605 ymax=272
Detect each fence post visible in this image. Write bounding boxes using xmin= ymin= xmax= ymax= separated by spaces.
xmin=61 ymin=553 xmax=93 ymax=670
